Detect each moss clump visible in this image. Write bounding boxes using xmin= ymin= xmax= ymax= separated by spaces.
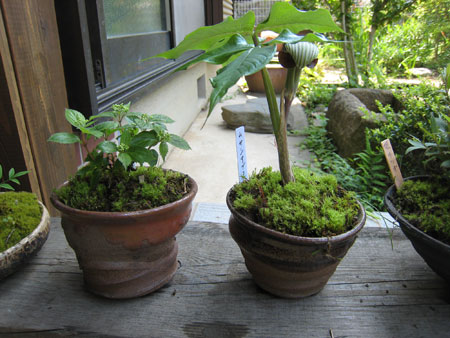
xmin=55 ymin=166 xmax=190 ymax=212
xmin=232 ymin=167 xmax=360 ymax=237
xmin=0 ymin=192 xmax=42 ymax=252
xmin=394 ymin=177 xmax=450 ymax=244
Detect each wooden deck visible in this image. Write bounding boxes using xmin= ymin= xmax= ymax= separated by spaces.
xmin=1 ymin=218 xmax=449 ymax=338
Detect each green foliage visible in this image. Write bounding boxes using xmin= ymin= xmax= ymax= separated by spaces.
xmin=49 ymin=102 xmax=190 ymax=179
xmin=232 ymin=167 xmax=360 ymax=237
xmin=55 ymin=166 xmax=188 ymax=212
xmin=0 ymin=165 xmax=29 ymax=192
xmin=301 ymin=116 xmax=388 ymax=211
xmin=406 ymin=111 xmax=450 ymax=176
xmin=155 ymin=2 xmax=341 ymax=117
xmin=395 ymin=177 xmax=450 ymax=244
xmin=297 ymin=81 xmax=338 ymax=110
xmin=0 ymin=192 xmax=42 ymax=252
xmin=367 ymin=83 xmax=449 ymax=177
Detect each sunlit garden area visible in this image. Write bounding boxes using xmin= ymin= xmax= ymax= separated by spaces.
xmin=288 ymin=0 xmax=450 ymax=212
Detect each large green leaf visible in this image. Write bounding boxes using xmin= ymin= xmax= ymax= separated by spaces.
xmin=128 ymin=147 xmax=158 ymax=166
xmin=65 ymin=109 xmax=87 ymax=129
xmin=97 ymin=141 xmax=118 ymax=154
xmin=48 ymin=132 xmax=80 ymax=144
xmin=154 ymin=12 xmax=255 ymax=60
xmin=177 ymin=34 xmax=253 ymax=71
xmin=256 ymin=3 xmax=343 ymax=35
xmin=263 ymin=29 xmax=332 ymax=45
xmin=129 ymin=131 xmax=159 ymax=148
xmin=208 ymin=45 xmax=276 ymax=116
xmin=159 ymin=142 xmax=169 ymax=161
xmin=168 ymin=134 xmax=191 ymax=150
xmin=118 ymin=153 xmax=132 ymax=169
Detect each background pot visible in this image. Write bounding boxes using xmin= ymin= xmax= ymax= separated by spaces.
xmin=245 ymin=64 xmax=287 ymax=94
xmin=227 ymin=189 xmax=366 ymax=298
xmin=384 ymin=177 xmax=450 ymax=283
xmin=51 ymin=174 xmax=198 ymax=299
xmin=0 ymin=200 xmax=50 ymax=280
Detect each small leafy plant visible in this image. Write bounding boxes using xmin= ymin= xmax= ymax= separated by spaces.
xmin=49 ymin=103 xmax=190 ymax=175
xmin=48 ymin=103 xmax=192 ymax=212
xmin=0 ymin=165 xmax=28 ymax=191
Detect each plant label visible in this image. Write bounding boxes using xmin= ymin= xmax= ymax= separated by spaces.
xmin=235 ymin=126 xmax=248 ymax=182
xmin=381 ymin=139 xmax=404 ymax=189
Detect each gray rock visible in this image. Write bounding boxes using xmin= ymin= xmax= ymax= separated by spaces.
xmin=408 ymin=68 xmax=433 ymax=77
xmin=221 ymin=97 xmax=307 ymax=133
xmin=326 ymin=88 xmax=402 ymax=158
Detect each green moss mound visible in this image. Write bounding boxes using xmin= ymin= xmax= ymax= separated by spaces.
xmin=395 ymin=177 xmax=450 ymax=245
xmin=231 ymin=167 xmax=361 ymax=237
xmin=55 ymin=166 xmax=190 ymax=212
xmin=0 ymin=192 xmax=42 ymax=252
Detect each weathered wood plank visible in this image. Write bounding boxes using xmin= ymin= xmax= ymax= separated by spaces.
xmin=0 ymin=219 xmax=449 ymax=338
xmin=0 ymin=0 xmax=78 ymax=213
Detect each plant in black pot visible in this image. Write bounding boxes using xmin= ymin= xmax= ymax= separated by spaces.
xmin=155 ymin=2 xmax=366 ymax=298
xmin=0 ymin=165 xmax=50 ymax=280
xmin=48 ymin=102 xmax=197 ymax=299
xmin=384 ymin=107 xmax=450 ymax=283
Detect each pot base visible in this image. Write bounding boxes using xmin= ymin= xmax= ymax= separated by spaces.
xmin=82 ymin=242 xmax=179 ymax=299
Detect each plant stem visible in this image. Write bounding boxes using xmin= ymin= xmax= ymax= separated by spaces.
xmin=253 ymin=33 xmax=294 ymax=184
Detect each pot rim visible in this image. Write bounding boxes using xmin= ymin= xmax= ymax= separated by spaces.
xmin=226 ymin=185 xmax=366 ymax=244
xmin=0 ymin=200 xmax=50 ymax=258
xmin=50 ymin=170 xmax=198 ymax=219
xmin=384 ymin=175 xmax=450 ymax=250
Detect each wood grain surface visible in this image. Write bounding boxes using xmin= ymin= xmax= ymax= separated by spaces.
xmin=0 ymin=219 xmax=449 ymax=338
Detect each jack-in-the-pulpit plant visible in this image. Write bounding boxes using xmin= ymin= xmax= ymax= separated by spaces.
xmin=154 ymin=2 xmax=342 ymax=184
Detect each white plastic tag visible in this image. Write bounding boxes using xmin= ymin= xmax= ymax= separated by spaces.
xmin=235 ymin=126 xmax=248 ymax=182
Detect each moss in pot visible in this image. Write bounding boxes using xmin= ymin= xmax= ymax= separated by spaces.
xmin=0 ymin=166 xmax=50 ymax=279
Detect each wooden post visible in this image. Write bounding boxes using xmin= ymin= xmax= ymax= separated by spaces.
xmin=381 ymin=139 xmax=404 ymax=189
xmin=0 ymin=0 xmax=78 ymax=214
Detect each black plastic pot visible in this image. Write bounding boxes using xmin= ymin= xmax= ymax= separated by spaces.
xmin=384 ymin=176 xmax=450 ymax=283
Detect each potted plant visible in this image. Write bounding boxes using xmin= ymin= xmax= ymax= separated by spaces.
xmin=48 ymin=102 xmax=197 ymax=299
xmin=384 ymin=71 xmax=450 ymax=282
xmin=155 ymin=2 xmax=366 ymax=298
xmin=0 ymin=165 xmax=50 ymax=279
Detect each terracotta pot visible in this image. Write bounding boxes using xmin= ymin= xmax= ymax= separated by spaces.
xmin=245 ymin=64 xmax=287 ymax=94
xmin=227 ymin=188 xmax=366 ymax=298
xmin=0 ymin=200 xmax=50 ymax=280
xmin=384 ymin=176 xmax=450 ymax=283
xmin=51 ymin=174 xmax=198 ymax=299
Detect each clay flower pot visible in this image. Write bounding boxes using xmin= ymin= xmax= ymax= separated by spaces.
xmin=227 ymin=189 xmax=366 ymax=298
xmin=245 ymin=64 xmax=287 ymax=94
xmin=51 ymin=174 xmax=198 ymax=299
xmin=0 ymin=200 xmax=50 ymax=280
xmin=384 ymin=177 xmax=450 ymax=283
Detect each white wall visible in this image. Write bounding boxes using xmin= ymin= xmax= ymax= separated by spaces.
xmin=131 ymin=62 xmax=219 ymax=138
xmin=172 ymin=0 xmax=205 ymax=45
